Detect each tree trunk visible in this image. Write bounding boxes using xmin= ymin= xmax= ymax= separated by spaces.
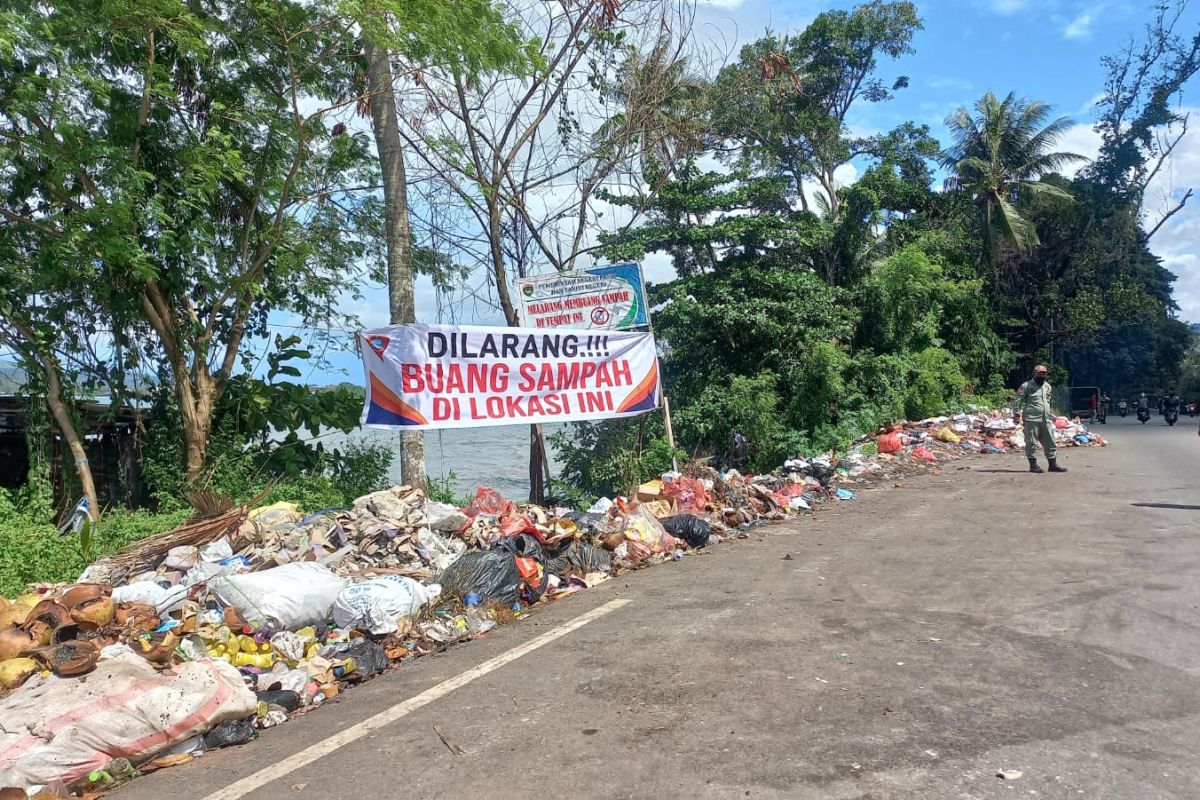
xmin=178 ymin=378 xmax=211 ymax=483
xmin=41 ymin=356 xmax=99 ymax=517
xmin=365 ymin=38 xmax=426 ymax=492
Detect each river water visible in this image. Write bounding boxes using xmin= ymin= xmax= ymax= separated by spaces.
xmin=331 ymin=424 xmax=565 ymax=499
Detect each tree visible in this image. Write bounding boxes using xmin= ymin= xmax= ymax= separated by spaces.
xmin=711 ymin=2 xmax=922 ymax=220
xmin=1 ymin=0 xmax=381 ymax=482
xmin=355 ymin=0 xmax=539 ymax=491
xmin=1087 ymin=0 xmax=1200 ymax=238
xmin=942 ymin=91 xmax=1083 ymax=263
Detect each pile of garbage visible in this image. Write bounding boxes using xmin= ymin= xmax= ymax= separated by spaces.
xmin=0 ymin=407 xmax=1107 ymax=796
xmin=871 ymin=410 xmax=1108 ymax=459
xmin=0 ymin=485 xmax=715 ymax=795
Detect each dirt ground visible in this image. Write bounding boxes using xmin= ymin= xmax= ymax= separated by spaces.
xmin=118 ymin=413 xmax=1200 ymax=800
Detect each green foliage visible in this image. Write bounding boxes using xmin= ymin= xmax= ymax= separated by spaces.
xmin=905 ymin=348 xmax=969 ymax=420
xmin=942 ymin=91 xmax=1083 ymax=260
xmin=673 ymin=373 xmax=807 ymax=472
xmin=0 ymin=492 xmax=189 ymax=597
xmin=426 ymin=472 xmax=473 ymax=508
xmin=550 ymin=419 xmax=683 ymax=504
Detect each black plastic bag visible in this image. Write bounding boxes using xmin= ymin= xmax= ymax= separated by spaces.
xmin=545 ymin=541 xmax=612 ymax=576
xmin=255 ymin=690 xmax=301 ymax=713
xmin=204 ymin=716 xmax=256 ymax=749
xmin=565 ymin=512 xmax=606 ymax=534
xmin=343 ymin=639 xmax=390 ymax=678
xmin=661 ymin=514 xmax=712 ymax=548
xmin=436 ymin=550 xmax=521 ymax=604
xmin=494 ymin=533 xmax=545 ymax=562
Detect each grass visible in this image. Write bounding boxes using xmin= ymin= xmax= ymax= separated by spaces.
xmin=0 ymin=507 xmax=191 ymax=598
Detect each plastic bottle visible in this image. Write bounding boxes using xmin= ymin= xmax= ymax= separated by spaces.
xmin=465 ymin=605 xmax=496 ymax=637
xmin=232 ymin=651 xmax=274 ymax=669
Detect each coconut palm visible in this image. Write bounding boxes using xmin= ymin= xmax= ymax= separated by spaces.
xmin=595 ymin=36 xmax=707 ymax=179
xmin=943 ymin=91 xmax=1083 ymax=262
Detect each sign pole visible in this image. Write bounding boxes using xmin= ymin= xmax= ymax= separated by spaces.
xmin=638 ymin=263 xmax=679 ymax=473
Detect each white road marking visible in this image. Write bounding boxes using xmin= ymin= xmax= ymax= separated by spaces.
xmin=199 ymin=598 xmax=632 ymax=800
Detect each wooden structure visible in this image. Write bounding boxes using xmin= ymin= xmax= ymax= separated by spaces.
xmin=0 ymin=396 xmax=145 ymax=509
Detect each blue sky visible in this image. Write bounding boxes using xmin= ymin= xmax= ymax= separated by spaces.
xmin=304 ymin=0 xmax=1200 ymax=384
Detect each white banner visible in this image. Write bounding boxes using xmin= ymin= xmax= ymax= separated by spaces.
xmin=516 ymin=263 xmax=648 ymax=330
xmin=360 ymin=324 xmax=660 ymax=430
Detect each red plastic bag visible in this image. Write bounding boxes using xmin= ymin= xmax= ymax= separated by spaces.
xmin=878 ymin=432 xmax=903 ymax=454
xmin=498 ymin=512 xmax=540 ymax=541
xmin=912 ymin=445 xmax=936 ymax=463
xmin=662 ymin=476 xmax=710 ymax=513
xmin=515 ymin=556 xmax=548 ymax=602
xmin=465 ymin=487 xmax=513 ymax=518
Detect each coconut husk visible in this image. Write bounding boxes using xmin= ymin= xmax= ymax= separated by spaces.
xmin=25 ymin=599 xmax=71 ymax=631
xmin=45 ymin=639 xmax=100 ymax=677
xmin=59 ymin=583 xmax=111 ymax=610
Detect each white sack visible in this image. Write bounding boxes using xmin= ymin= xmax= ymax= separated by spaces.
xmin=209 ymin=562 xmax=345 ymax=630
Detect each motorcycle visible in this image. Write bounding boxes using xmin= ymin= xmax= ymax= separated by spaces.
xmin=1165 ymin=407 xmax=1179 ymax=426
xmin=1118 ymin=402 xmax=1128 ymax=417
xmin=1138 ymin=407 xmax=1151 ymax=424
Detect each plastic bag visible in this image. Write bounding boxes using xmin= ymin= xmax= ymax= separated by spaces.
xmin=494 ymin=533 xmax=545 ymax=562
xmin=936 ymin=427 xmax=961 ymax=444
xmin=662 ymin=476 xmax=710 ymax=513
xmin=112 ymin=581 xmax=187 ymax=614
xmin=878 ymin=432 xmax=903 ymax=454
xmin=332 ymin=576 xmax=442 ymax=635
xmin=417 ymin=527 xmax=467 ymax=572
xmin=256 ymin=690 xmax=301 ymax=713
xmin=622 ymin=504 xmax=681 ymax=554
xmin=498 ymin=512 xmax=537 ymax=539
xmin=210 ymin=562 xmax=346 ymax=631
xmin=424 ymin=501 xmax=469 ymax=533
xmin=661 ymin=515 xmax=712 ymax=549
xmin=545 ymin=542 xmax=612 ymax=576
xmin=204 ymin=717 xmax=256 ymax=749
xmin=248 ymin=502 xmax=303 ymax=535
xmin=465 ymin=486 xmax=513 ymax=518
xmin=911 ymin=445 xmax=937 ymax=463
xmin=515 ymin=556 xmax=548 ymax=603
xmin=437 ymin=551 xmax=521 ymax=604
xmin=0 ymin=646 xmax=255 ymax=790
xmin=341 ymin=639 xmax=389 ymax=678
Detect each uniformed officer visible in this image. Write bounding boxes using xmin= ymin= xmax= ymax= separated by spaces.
xmin=1014 ymin=364 xmax=1067 ymax=474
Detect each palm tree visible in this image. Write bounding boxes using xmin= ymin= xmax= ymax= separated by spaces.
xmin=596 ymin=36 xmax=707 ymax=180
xmin=943 ymin=91 xmax=1083 ymax=263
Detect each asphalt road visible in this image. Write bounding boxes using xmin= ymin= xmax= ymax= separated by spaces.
xmin=119 ymin=413 xmax=1200 ymax=800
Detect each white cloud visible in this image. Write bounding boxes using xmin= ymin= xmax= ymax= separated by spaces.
xmin=1055 ymin=122 xmax=1102 ymax=177
xmin=1077 ymin=92 xmax=1106 ymax=116
xmin=1063 ymin=12 xmax=1094 ymax=39
xmin=833 ymin=163 xmax=859 ymax=188
xmin=695 ymin=0 xmax=747 ymax=7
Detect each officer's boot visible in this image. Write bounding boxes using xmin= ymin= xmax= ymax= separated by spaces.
xmin=1028 ymin=458 xmax=1044 ymax=474
xmin=1048 ymin=458 xmax=1068 ymax=473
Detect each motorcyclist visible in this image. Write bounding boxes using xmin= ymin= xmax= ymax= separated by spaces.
xmin=1165 ymin=391 xmax=1182 ymax=419
xmin=1138 ymin=392 xmax=1149 ymax=411
xmin=1117 ymin=398 xmax=1128 ymax=415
